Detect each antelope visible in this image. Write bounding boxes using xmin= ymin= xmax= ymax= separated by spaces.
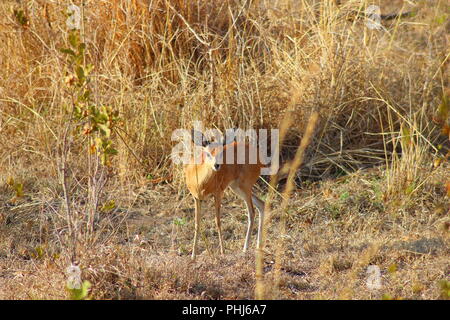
xmin=184 ymin=130 xmax=265 ymax=259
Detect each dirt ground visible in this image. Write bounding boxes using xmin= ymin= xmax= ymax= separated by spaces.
xmin=0 ymin=163 xmax=448 ymax=300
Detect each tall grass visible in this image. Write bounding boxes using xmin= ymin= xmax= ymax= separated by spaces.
xmin=0 ymin=0 xmax=448 ymax=299
xmin=1 ymin=0 xmax=447 ymax=185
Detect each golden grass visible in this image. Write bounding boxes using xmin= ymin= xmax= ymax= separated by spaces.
xmin=0 ymin=0 xmax=449 ymax=299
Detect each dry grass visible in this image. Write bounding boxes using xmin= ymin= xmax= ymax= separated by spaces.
xmin=0 ymin=0 xmax=449 ymax=299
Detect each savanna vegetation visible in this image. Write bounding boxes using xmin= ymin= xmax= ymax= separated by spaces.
xmin=0 ymin=0 xmax=449 ymax=299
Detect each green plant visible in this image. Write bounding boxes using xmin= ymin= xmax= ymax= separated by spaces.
xmin=61 ymin=31 xmax=119 ymax=166
xmin=339 ymin=191 xmax=350 ymax=201
xmin=67 ymin=280 xmax=91 ymax=300
xmin=6 ymin=176 xmax=24 ymax=199
xmin=33 ymin=246 xmax=46 ymax=260
xmin=173 ymin=217 xmax=187 ymax=227
xmin=58 ymin=25 xmax=120 ymax=267
xmin=439 ymin=280 xmax=450 ymax=300
xmin=382 ymin=293 xmax=403 ymax=300
xmin=13 ymin=9 xmax=29 ymax=27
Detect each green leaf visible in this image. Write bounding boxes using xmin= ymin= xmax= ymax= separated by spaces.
xmin=339 ymin=191 xmax=350 ymax=201
xmin=78 ymin=43 xmax=86 ymax=54
xmin=68 ymin=31 xmax=79 ymax=48
xmin=439 ymin=280 xmax=450 ymax=300
xmin=85 ymin=64 xmax=94 ymax=75
xmin=6 ymin=176 xmax=14 ymax=186
xmin=387 ymin=264 xmax=397 ymax=273
xmin=73 ymin=105 xmax=82 ymax=117
xmin=94 ymin=137 xmax=103 ymax=148
xmin=97 ymin=124 xmax=111 ymax=137
xmin=35 ymin=246 xmax=45 ymax=259
xmin=78 ymin=89 xmax=90 ymax=103
xmin=435 ymin=15 xmax=447 ymax=25
xmin=74 ymin=55 xmax=84 ymax=66
xmin=96 ymin=113 xmax=109 ymax=124
xmin=106 ymin=147 xmax=118 ymax=155
xmin=100 ymin=200 xmax=116 ymax=212
xmin=60 ymin=48 xmax=76 ymax=56
xmin=174 ymin=217 xmax=187 ymax=226
xmin=68 ymin=280 xmax=91 ymax=300
xmin=76 ymin=66 xmax=85 ymax=83
xmin=13 ymin=9 xmax=29 ymax=26
xmin=89 ymin=105 xmax=99 ymax=117
xmin=15 ymin=183 xmax=24 ymax=197
xmin=405 ymin=183 xmax=415 ymax=195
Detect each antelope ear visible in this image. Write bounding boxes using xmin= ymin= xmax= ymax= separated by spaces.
xmin=223 ymin=128 xmax=238 ymax=145
xmin=202 ymin=146 xmax=213 ymax=157
xmin=191 ymin=129 xmax=210 ymax=147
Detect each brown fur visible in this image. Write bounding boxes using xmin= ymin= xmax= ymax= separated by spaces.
xmin=184 ymin=141 xmax=265 ymax=259
xmin=184 ymin=142 xmax=263 ymax=200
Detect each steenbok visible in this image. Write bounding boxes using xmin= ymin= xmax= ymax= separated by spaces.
xmin=184 ymin=130 xmax=265 ymax=259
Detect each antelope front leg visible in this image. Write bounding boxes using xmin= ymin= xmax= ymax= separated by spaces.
xmin=230 ymin=183 xmax=255 ymax=252
xmin=214 ymin=193 xmax=225 ymax=254
xmin=243 ymin=194 xmax=256 ymax=252
xmin=192 ymin=197 xmax=201 ymax=260
xmin=252 ymin=195 xmax=265 ymax=250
